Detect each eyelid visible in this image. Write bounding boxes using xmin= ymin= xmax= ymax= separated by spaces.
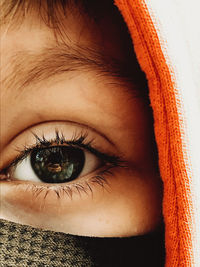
xmin=0 ymin=129 xmax=126 ymax=203
xmin=3 ymin=165 xmax=112 ymax=193
xmin=0 ymin=165 xmax=114 ymax=216
xmin=0 ymin=156 xmax=123 ymax=204
xmin=0 ymin=121 xmax=120 ymax=171
xmin=3 ymin=131 xmax=122 ymax=174
xmin=4 ymin=120 xmax=116 ymax=150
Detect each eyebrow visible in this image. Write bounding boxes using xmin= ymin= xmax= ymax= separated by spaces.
xmin=3 ymin=43 xmax=137 ymax=95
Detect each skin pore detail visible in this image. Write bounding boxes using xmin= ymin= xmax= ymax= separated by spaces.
xmin=0 ymin=2 xmax=163 ymax=237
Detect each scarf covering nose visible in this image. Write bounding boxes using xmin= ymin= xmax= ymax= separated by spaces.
xmin=0 ymin=219 xmax=165 ymax=266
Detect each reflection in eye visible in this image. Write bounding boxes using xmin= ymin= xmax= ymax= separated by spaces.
xmin=1 ymin=130 xmax=124 ymax=199
xmin=13 ymin=145 xmax=102 ymax=183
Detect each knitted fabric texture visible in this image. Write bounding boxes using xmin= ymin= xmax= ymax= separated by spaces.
xmin=0 ymin=219 xmax=165 ymax=267
xmin=115 ymin=0 xmax=200 ymax=266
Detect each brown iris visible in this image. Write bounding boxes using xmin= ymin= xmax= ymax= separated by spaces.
xmin=30 ymin=146 xmax=85 ymax=183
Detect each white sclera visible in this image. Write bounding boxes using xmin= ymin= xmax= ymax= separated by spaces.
xmin=12 ymin=149 xmax=101 ymax=183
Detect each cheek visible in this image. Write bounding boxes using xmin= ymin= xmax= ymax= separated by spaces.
xmin=0 ymin=167 xmax=162 ymax=237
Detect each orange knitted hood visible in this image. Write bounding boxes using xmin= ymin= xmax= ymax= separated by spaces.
xmin=115 ymin=0 xmax=200 ymax=266
xmin=1 ymin=1 xmax=199 ymax=266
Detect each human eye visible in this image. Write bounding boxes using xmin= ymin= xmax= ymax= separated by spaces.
xmin=0 ymin=122 xmax=123 ymax=201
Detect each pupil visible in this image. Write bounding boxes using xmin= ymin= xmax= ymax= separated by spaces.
xmin=30 ymin=146 xmax=85 ymax=183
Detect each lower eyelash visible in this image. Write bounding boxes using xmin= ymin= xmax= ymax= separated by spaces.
xmin=10 ymin=168 xmax=113 ymax=202
xmin=0 ymin=130 xmax=127 ymax=204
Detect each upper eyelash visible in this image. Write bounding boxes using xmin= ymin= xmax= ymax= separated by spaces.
xmin=1 ymin=130 xmax=125 ymax=175
xmin=0 ymin=130 xmax=128 ymax=202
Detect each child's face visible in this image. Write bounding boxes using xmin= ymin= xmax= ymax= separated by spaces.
xmin=0 ymin=4 xmax=162 ymax=237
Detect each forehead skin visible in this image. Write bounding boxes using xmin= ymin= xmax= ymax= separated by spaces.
xmin=0 ymin=5 xmax=162 ymax=237
xmin=1 ymin=3 xmax=134 ymax=86
xmin=1 ymin=6 xmax=147 ymax=154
